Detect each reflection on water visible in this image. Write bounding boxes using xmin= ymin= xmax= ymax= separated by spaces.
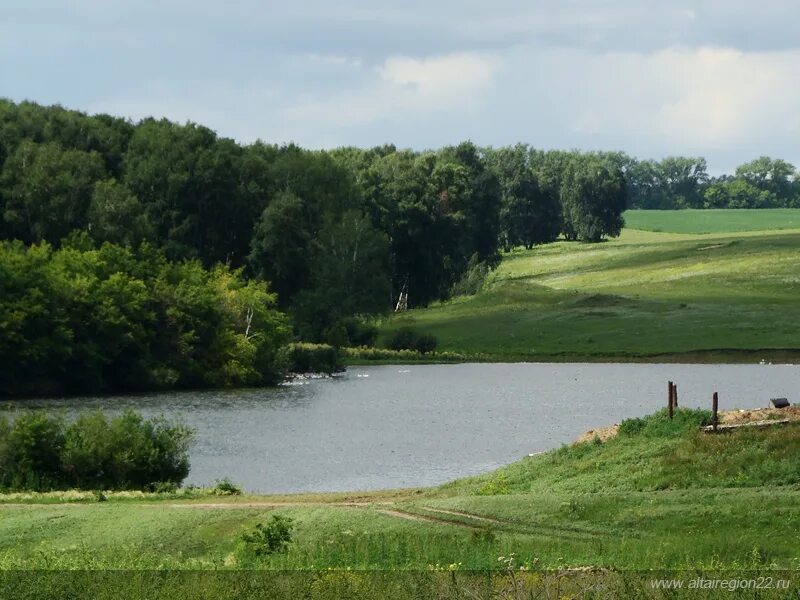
xmin=3 ymin=363 xmax=797 ymax=493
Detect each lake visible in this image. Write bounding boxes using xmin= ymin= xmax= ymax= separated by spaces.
xmin=2 ymin=363 xmax=797 ymax=493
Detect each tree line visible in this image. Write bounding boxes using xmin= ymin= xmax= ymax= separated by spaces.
xmin=620 ymin=155 xmax=800 ymax=210
xmin=0 ymin=101 xmax=630 ymax=335
xmin=1 ymin=99 xmax=798 ymax=396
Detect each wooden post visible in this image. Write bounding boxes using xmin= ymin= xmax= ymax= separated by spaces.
xmin=712 ymin=392 xmax=719 ymax=432
xmin=668 ymin=381 xmax=674 ymax=420
xmin=673 ymin=384 xmax=678 ymax=408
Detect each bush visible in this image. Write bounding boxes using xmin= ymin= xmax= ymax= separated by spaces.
xmin=451 ymin=256 xmax=492 ymax=297
xmin=618 ymin=408 xmax=712 ymax=438
xmin=212 ymin=477 xmax=242 ymax=496
xmin=4 ymin=412 xmax=65 ymax=490
xmin=342 ymin=346 xmax=470 ymax=362
xmin=476 ymin=474 xmax=510 ymax=496
xmin=241 ymin=515 xmax=295 ymax=556
xmin=386 ymin=328 xmax=418 ymax=351
xmin=386 ymin=328 xmax=439 ymax=354
xmin=283 ymin=343 xmax=344 ymax=374
xmin=414 ymin=334 xmax=438 ymax=354
xmin=0 ymin=409 xmax=194 ymax=492
xmin=341 ymin=318 xmax=379 ymax=347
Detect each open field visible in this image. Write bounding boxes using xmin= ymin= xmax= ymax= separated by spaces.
xmin=624 ymin=209 xmax=800 ymax=234
xmin=377 ymin=214 xmax=800 ymax=361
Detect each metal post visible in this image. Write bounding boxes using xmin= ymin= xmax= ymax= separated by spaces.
xmin=712 ymin=392 xmax=719 ymax=432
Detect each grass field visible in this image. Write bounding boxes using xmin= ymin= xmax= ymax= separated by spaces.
xmin=624 ymin=208 xmax=800 ymax=234
xmin=0 ymin=413 xmax=797 ymax=577
xmin=377 ymin=210 xmax=800 ymax=361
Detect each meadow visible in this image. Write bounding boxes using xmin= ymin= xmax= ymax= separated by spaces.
xmin=624 ymin=208 xmax=800 ymax=234
xmin=4 ymin=210 xmax=800 ymax=598
xmin=0 ymin=411 xmax=798 ymax=597
xmin=377 ymin=210 xmax=800 ymax=361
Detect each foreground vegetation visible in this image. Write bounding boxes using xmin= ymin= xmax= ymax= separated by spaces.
xmin=1 ymin=410 xmax=798 ymax=572
xmin=379 ymin=220 xmax=800 ymax=361
xmin=0 ymin=410 xmax=192 ymax=491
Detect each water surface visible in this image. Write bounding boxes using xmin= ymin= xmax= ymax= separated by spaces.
xmin=3 ymin=363 xmax=796 ymax=493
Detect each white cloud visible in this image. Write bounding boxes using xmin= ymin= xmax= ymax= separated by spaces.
xmin=577 ymin=46 xmax=800 ymax=149
xmin=651 ymin=47 xmax=799 ymax=144
xmin=282 ymin=52 xmax=500 ymax=128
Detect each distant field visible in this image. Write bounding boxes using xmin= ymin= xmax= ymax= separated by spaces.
xmin=624 ymin=208 xmax=800 ymax=233
xmin=378 ymin=225 xmax=800 ymax=360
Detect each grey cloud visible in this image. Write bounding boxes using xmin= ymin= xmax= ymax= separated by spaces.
xmin=2 ymin=0 xmax=799 ymax=173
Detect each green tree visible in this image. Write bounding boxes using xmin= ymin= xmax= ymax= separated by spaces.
xmin=248 ymin=191 xmax=311 ymax=305
xmin=1 ymin=141 xmax=106 ymax=243
xmin=735 ymin=156 xmax=796 ymax=201
xmin=88 ymin=179 xmax=153 ymax=246
xmin=487 ymin=145 xmax=561 ymax=250
xmin=123 ymin=120 xmax=247 ymax=265
xmin=294 ymin=210 xmax=391 ymax=342
xmin=657 ymin=156 xmax=708 ymax=208
xmin=560 ymin=156 xmax=627 ymax=242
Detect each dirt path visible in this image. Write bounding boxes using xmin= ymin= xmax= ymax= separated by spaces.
xmin=165 ymin=501 xmax=391 ymax=509
xmin=375 ymin=508 xmax=480 ymax=529
xmin=0 ymin=500 xmax=392 ymax=510
xmin=421 ymin=507 xmax=504 ymax=524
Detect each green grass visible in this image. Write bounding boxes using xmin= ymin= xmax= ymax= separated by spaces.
xmin=1 ymin=414 xmax=798 ymax=573
xmin=376 ymin=222 xmax=800 ymax=360
xmin=2 ymin=413 xmax=798 ymax=597
xmin=624 ymin=208 xmax=800 ymax=234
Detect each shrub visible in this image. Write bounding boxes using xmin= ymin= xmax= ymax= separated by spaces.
xmin=386 ymin=328 xmax=418 ymax=351
xmin=0 ymin=410 xmax=193 ymax=492
xmin=341 ymin=318 xmax=379 ymax=347
xmin=151 ymin=481 xmax=178 ymax=494
xmin=476 ymin=474 xmax=510 ymax=496
xmin=241 ymin=515 xmax=295 ymax=556
xmin=452 ymin=256 xmax=491 ymax=297
xmin=386 ymin=328 xmax=439 ymax=354
xmin=284 ymin=343 xmax=344 ymax=374
xmin=618 ymin=408 xmax=712 ymax=438
xmin=212 ymin=477 xmax=242 ymax=496
xmin=6 ymin=412 xmax=65 ymax=490
xmin=343 ymin=346 xmax=471 ymax=362
xmin=414 ymin=334 xmax=438 ymax=354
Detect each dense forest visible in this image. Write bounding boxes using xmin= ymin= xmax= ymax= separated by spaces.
xmin=1 ymin=99 xmax=798 ymax=396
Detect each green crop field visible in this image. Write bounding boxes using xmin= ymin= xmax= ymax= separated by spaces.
xmin=0 ymin=412 xmax=798 ymax=598
xmin=376 ymin=211 xmax=800 ymax=361
xmin=624 ymin=208 xmax=800 ymax=234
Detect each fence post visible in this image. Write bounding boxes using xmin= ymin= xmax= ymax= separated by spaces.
xmin=712 ymin=392 xmax=719 ymax=432
xmin=673 ymin=384 xmax=678 ymax=408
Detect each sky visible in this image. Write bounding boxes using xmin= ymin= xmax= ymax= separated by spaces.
xmin=2 ymin=1 xmax=799 ymax=173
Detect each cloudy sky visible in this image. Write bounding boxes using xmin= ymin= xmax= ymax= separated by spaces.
xmin=2 ymin=1 xmax=799 ymax=173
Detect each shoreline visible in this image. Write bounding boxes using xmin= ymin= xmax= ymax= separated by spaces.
xmin=346 ymin=348 xmax=800 ymax=366
xmin=4 ymin=405 xmax=798 ymax=505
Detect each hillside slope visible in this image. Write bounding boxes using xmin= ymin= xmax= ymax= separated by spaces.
xmin=380 ymin=224 xmax=800 ymax=360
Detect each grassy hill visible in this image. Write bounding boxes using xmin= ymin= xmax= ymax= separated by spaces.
xmin=377 ymin=210 xmax=800 ymax=361
xmin=1 ymin=410 xmax=798 ymax=598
